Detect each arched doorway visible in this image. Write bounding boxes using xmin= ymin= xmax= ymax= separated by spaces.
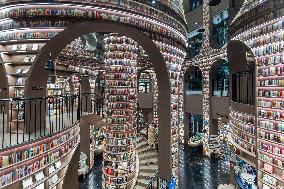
xmin=25 ymin=21 xmax=173 ymax=182
xmin=227 ymin=40 xmax=256 ymax=106
xmin=227 ymin=40 xmax=257 ymax=188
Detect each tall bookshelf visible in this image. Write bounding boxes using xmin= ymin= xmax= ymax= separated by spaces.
xmin=0 ymin=123 xmax=79 ymax=189
xmin=103 ymin=34 xmax=138 ymax=189
xmin=231 ymin=0 xmax=284 ymax=187
xmin=253 ymin=19 xmax=284 ymax=189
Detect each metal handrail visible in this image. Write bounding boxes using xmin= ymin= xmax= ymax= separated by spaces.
xmin=0 ymin=94 xmax=79 ymax=102
xmin=0 ymin=93 xmax=104 ymax=149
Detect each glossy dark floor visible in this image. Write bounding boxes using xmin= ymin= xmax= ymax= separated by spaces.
xmin=79 ymin=143 xmax=230 ymax=189
xmin=79 ymin=154 xmax=103 ymax=189
xmin=179 ymin=143 xmax=231 ymax=189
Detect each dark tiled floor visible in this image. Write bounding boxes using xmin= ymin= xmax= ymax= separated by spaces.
xmin=179 ymin=143 xmax=230 ymax=189
xmin=79 ymin=143 xmax=230 ymax=189
xmin=79 ymin=154 xmax=103 ymax=189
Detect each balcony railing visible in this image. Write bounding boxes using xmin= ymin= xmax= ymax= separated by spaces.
xmin=0 ymin=93 xmax=103 ymax=149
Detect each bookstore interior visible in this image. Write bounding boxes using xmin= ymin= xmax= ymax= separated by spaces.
xmin=0 ymin=0 xmax=283 ymax=189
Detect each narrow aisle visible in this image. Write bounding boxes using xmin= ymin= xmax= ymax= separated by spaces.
xmin=179 ymin=143 xmax=230 ymax=189
xmin=79 ymin=154 xmax=103 ymax=189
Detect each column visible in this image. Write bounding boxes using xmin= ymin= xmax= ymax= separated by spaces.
xmin=149 ymin=71 xmax=158 ymax=149
xmin=178 ymin=73 xmax=185 ymax=144
xmin=202 ymin=69 xmax=211 ymax=157
xmin=103 ymin=34 xmax=138 ymax=189
xmin=150 ymin=71 xmax=158 ymax=126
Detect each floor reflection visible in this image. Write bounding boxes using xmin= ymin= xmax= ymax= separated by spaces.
xmin=78 ymin=143 xmax=230 ymax=189
xmin=78 ymin=154 xmax=103 ymax=189
xmin=179 ymin=143 xmax=230 ymax=189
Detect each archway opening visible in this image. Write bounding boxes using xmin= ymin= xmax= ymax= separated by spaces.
xmin=227 ymin=40 xmax=257 ymax=189
xmin=227 ymin=40 xmax=256 ymax=107
xmin=24 ymin=21 xmax=173 ymax=186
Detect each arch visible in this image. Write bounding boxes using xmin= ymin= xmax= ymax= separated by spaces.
xmin=227 ymin=40 xmax=255 ymax=74
xmin=209 ymin=58 xmax=229 ymax=77
xmin=226 ymin=40 xmax=257 ymax=185
xmin=25 ymin=21 xmax=172 ymax=180
xmin=227 ymin=39 xmax=256 ymax=115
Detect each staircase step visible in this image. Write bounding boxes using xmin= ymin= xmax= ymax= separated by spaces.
xmin=139 ymin=158 xmax=158 ymax=165
xmin=138 ymin=172 xmax=157 ymax=180
xmin=137 ymin=145 xmax=152 ymax=153
xmin=136 ymin=178 xmax=149 ymax=187
xmin=135 ymin=135 xmax=158 ymax=188
xmin=139 ymin=165 xmax=158 ymax=173
xmin=139 ymin=152 xmax=157 ymax=160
